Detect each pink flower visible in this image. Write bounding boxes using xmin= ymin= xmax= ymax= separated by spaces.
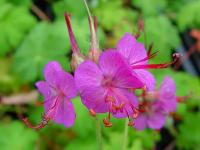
xmin=35 ymin=61 xmax=77 ymax=128
xmin=134 ymin=76 xmax=177 ymax=130
xmin=116 ymin=33 xmax=155 ymax=90
xmin=75 ymin=50 xmax=143 ymax=126
xmin=116 ymin=33 xmax=179 ymax=91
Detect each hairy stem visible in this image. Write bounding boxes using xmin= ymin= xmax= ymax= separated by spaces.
xmin=122 ymin=119 xmax=129 ymax=150
xmin=95 ymin=116 xmax=103 ymax=150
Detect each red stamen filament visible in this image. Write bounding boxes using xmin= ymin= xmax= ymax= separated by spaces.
xmin=131 ymin=53 xmax=180 ymax=69
xmin=131 ymin=51 xmax=159 ymax=66
xmin=20 ymin=114 xmax=50 ymax=130
xmin=89 ymin=109 xmax=96 ymax=117
xmin=21 ymin=96 xmax=60 ymax=130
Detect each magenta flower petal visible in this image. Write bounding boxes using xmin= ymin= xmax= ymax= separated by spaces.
xmin=134 ymin=114 xmax=147 ymax=130
xmin=36 ymin=81 xmax=51 ymax=99
xmin=112 ymin=88 xmax=138 ymax=118
xmin=35 ymin=61 xmax=77 ymax=128
xmin=134 ymin=69 xmax=156 ymax=90
xmin=75 ymin=50 xmax=142 ymax=121
xmin=116 ymin=33 xmax=156 ymax=91
xmin=116 ymin=33 xmax=147 ymax=65
xmin=75 ymin=60 xmax=108 ymax=113
xmin=35 ymin=81 xmax=56 ymax=112
xmin=147 ymin=111 xmax=166 ymax=129
xmin=43 ymin=61 xmax=62 ymax=86
xmin=54 ymin=100 xmax=76 ymax=128
xmin=99 ymin=50 xmax=143 ymax=89
xmin=159 ymin=76 xmax=176 ymax=112
xmin=43 ymin=61 xmax=77 ymax=98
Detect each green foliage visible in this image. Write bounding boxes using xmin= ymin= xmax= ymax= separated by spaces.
xmin=1 ymin=0 xmax=200 ymax=149
xmin=6 ymin=0 xmax=32 ymax=6
xmin=138 ymin=16 xmax=180 ymax=63
xmin=0 ymin=121 xmax=38 ymax=150
xmin=53 ymin=0 xmax=87 ymax=19
xmin=129 ymin=129 xmax=160 ymax=149
xmin=131 ymin=0 xmax=167 ymax=17
xmin=71 ymin=97 xmax=95 ymax=138
xmin=0 ymin=1 xmax=36 ymax=57
xmin=70 ymin=18 xmax=106 ymax=55
xmin=0 ymin=58 xmax=19 ymax=94
xmin=13 ymin=22 xmax=71 ymax=83
xmin=177 ymin=112 xmax=200 ymax=150
xmin=177 ymin=0 xmax=200 ymax=30
xmin=65 ymin=139 xmax=97 ymax=150
xmin=93 ymin=0 xmax=137 ymax=31
xmin=153 ymin=68 xmax=200 ymax=97
xmin=153 ymin=68 xmax=200 ymax=114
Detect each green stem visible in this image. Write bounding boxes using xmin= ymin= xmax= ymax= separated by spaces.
xmin=95 ymin=116 xmax=103 ymax=150
xmin=122 ymin=119 xmax=129 ymax=150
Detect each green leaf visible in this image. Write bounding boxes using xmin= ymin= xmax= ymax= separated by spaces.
xmin=129 ymin=129 xmax=160 ymax=149
xmin=131 ymin=0 xmax=167 ymax=16
xmin=71 ymin=97 xmax=96 ymax=139
xmin=93 ymin=0 xmax=137 ymax=31
xmin=0 ymin=121 xmax=38 ymax=150
xmin=0 ymin=58 xmax=19 ymax=94
xmin=13 ymin=22 xmax=71 ymax=83
xmin=177 ymin=0 xmax=200 ymax=30
xmin=138 ymin=16 xmax=180 ymax=63
xmin=0 ymin=2 xmax=36 ymax=57
xmin=70 ymin=17 xmax=106 ymax=55
xmin=152 ymin=69 xmax=200 ymax=108
xmin=65 ymin=139 xmax=97 ymax=150
xmin=53 ymin=0 xmax=87 ymax=19
xmin=177 ymin=112 xmax=200 ymax=150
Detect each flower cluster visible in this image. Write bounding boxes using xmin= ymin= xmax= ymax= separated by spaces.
xmin=22 ymin=9 xmax=180 ymax=131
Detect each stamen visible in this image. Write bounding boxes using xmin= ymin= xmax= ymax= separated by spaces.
xmin=64 ymin=13 xmax=79 ymax=53
xmin=147 ymin=43 xmax=154 ymax=56
xmin=132 ymin=108 xmax=139 ymax=119
xmin=131 ymin=51 xmax=159 ymax=65
xmin=124 ymin=109 xmax=134 ymax=126
xmin=129 ymin=103 xmax=139 ymax=119
xmin=19 ymin=114 xmax=50 ymax=130
xmin=176 ymin=93 xmax=191 ymax=103
xmin=103 ymin=118 xmax=112 ymax=127
xmin=128 ymin=121 xmax=134 ymax=126
xmin=106 ymin=96 xmax=115 ymax=102
xmin=103 ymin=107 xmax=112 ymax=127
xmin=89 ymin=109 xmax=96 ymax=117
xmin=35 ymin=101 xmax=44 ymax=107
xmin=131 ymin=53 xmax=180 ymax=69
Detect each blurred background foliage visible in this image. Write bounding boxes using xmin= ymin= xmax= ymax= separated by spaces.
xmin=0 ymin=0 xmax=200 ymax=149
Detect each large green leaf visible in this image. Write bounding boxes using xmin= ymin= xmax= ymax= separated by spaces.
xmin=131 ymin=0 xmax=167 ymax=17
xmin=177 ymin=112 xmax=200 ymax=150
xmin=152 ymin=68 xmax=200 ymax=110
xmin=0 ymin=2 xmax=36 ymax=57
xmin=0 ymin=121 xmax=38 ymax=150
xmin=93 ymin=0 xmax=137 ymax=31
xmin=177 ymin=0 xmax=200 ymax=30
xmin=138 ymin=16 xmax=180 ymax=63
xmin=53 ymin=0 xmax=87 ymax=19
xmin=0 ymin=58 xmax=19 ymax=94
xmin=13 ymin=22 xmax=71 ymax=83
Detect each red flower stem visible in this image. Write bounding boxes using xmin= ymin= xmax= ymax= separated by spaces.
xmin=64 ymin=13 xmax=79 ymax=54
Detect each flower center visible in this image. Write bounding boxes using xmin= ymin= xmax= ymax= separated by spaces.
xmin=101 ymin=75 xmax=114 ymax=88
